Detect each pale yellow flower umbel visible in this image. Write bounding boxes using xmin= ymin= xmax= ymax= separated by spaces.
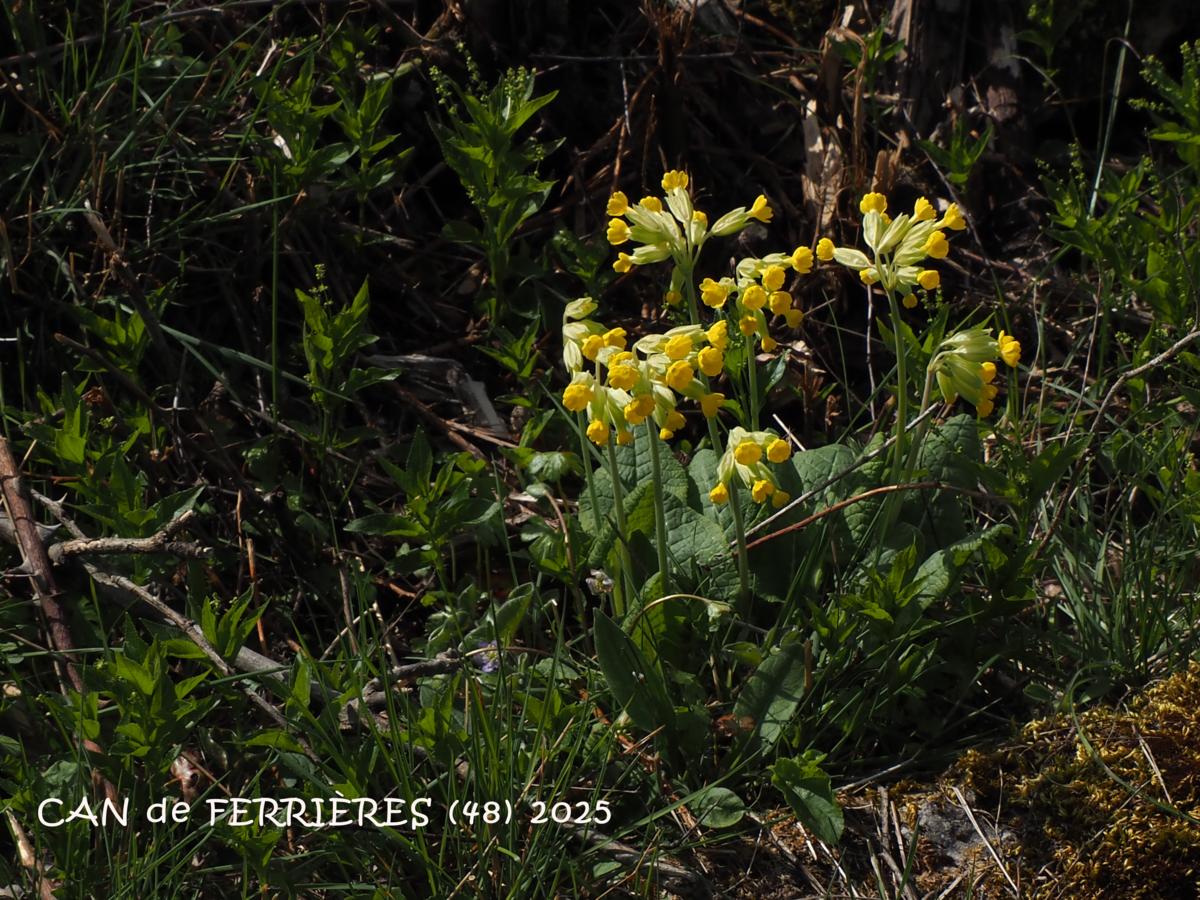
xmin=997 ymin=330 xmax=1021 ymax=368
xmin=748 ymin=194 xmax=773 ymax=222
xmin=710 ymin=427 xmax=792 ymax=505
xmin=606 ymin=351 xmax=639 ymax=390
xmin=563 ymin=374 xmax=594 ymax=412
xmin=941 ymin=203 xmax=967 ymax=231
xmin=926 ymin=327 xmax=1018 ymax=417
xmin=665 ymin=360 xmax=694 ymax=392
xmin=607 ymin=218 xmax=631 ymax=245
xmin=741 ymin=284 xmax=768 ymax=311
xmin=700 ymin=277 xmax=731 ymax=308
xmin=662 ymin=170 xmax=689 ymax=191
xmin=699 ymin=392 xmax=725 ymax=418
xmin=583 ymin=377 xmax=638 ymax=446
xmin=859 ymin=192 xmax=887 ymax=215
xmin=817 ymin=193 xmax=967 ymax=298
xmin=697 ymin=345 xmax=723 ymax=377
xmin=561 ymin=296 xmax=607 ymax=373
xmin=762 ymin=264 xmax=787 ymax=292
xmin=706 ymin=319 xmax=729 ymax=350
xmin=623 ymin=394 xmax=655 ymax=426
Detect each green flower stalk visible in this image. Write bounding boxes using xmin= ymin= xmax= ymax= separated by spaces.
xmin=816 ymin=192 xmax=969 ymax=481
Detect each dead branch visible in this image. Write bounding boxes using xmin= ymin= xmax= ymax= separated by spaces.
xmin=44 ymin=510 xmax=210 ymax=563
xmin=0 ymin=436 xmax=82 ymax=693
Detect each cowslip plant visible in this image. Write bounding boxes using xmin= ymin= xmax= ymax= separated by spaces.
xmin=565 ymin=172 xmax=814 ymax=608
xmin=816 ymin=194 xmax=1019 ymax=469
xmin=815 ymin=191 xmax=1023 ymax=547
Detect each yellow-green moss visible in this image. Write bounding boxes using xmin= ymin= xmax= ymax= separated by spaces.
xmin=955 ymin=662 xmax=1200 ymax=898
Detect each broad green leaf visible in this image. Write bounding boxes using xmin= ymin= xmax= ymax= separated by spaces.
xmin=614 ymin=428 xmax=689 ymax=502
xmin=661 ymin=493 xmax=728 ymax=568
xmin=913 ymin=525 xmax=1012 ymax=607
xmin=733 ymin=642 xmax=807 ymax=754
xmin=772 ymin=755 xmax=844 ymax=844
xmin=916 ymin=414 xmax=979 ymax=487
xmin=593 ymin=611 xmax=674 ymax=735
xmin=110 ymin=653 xmax=155 ymax=696
xmin=691 ymin=785 xmax=746 ymax=828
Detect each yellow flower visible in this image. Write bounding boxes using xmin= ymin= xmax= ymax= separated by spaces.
xmin=771 ymin=489 xmax=790 ymax=509
xmin=581 ymin=334 xmax=604 ymax=361
xmin=748 ymin=194 xmax=773 ymax=223
xmin=784 ymin=308 xmax=803 ymax=329
xmin=980 ymin=361 xmax=997 ymax=384
xmin=734 ymin=440 xmax=762 ymax=466
xmin=700 ymin=277 xmax=729 ymax=308
xmin=706 ymin=319 xmax=729 ymax=350
xmin=662 ymin=170 xmax=689 ymax=191
xmin=761 ymin=335 xmax=778 ymax=352
xmin=739 ymin=314 xmax=759 ymax=336
xmin=769 ymin=291 xmax=792 ymax=315
xmin=709 ymin=482 xmax=730 ymax=505
xmin=639 ymin=196 xmax=663 ymax=212
xmin=563 ymin=382 xmax=592 ymax=412
xmin=741 ymin=284 xmax=767 ymax=311
xmin=997 ymin=330 xmax=1021 ymax=367
xmin=607 ymin=191 xmax=629 ymax=216
xmin=902 ymin=293 xmax=918 ymax=309
xmin=917 ymin=269 xmax=940 ymax=290
xmin=923 ymin=231 xmax=949 ymax=259
xmin=666 ymin=360 xmax=694 ymax=392
xmin=587 ymin=419 xmax=610 ymax=445
xmin=624 ymin=395 xmax=655 ymax=426
xmin=603 ymin=327 xmax=627 ymax=348
xmin=816 ymin=237 xmax=835 ymax=261
xmin=698 ymin=345 xmax=724 ymax=377
xmin=762 ymin=265 xmax=787 ymax=292
xmin=791 ymin=246 xmax=814 ymax=273
xmin=613 ymin=252 xmax=634 ymax=273
xmin=665 ymin=289 xmax=682 ymax=306
xmin=976 ymin=398 xmax=994 ymax=417
xmin=766 ymin=438 xmax=791 ymax=463
xmin=700 ymin=392 xmax=725 ymax=418
xmin=665 ymin=334 xmax=693 ymax=360
xmin=751 ymin=479 xmax=775 ymax=503
xmin=941 ymin=203 xmax=967 ymax=231
xmin=913 ymin=196 xmax=936 ymax=222
xmin=859 ymin=192 xmax=887 ymax=215
xmin=692 ymin=210 xmax=708 ymax=227
xmin=608 ymin=363 xmax=638 ymax=390
xmin=859 ymin=268 xmax=879 ymax=286
xmin=616 ymin=428 xmax=634 ymax=445
xmin=607 ymin=218 xmax=631 ymax=245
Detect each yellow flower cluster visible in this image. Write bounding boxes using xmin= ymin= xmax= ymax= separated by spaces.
xmin=928 ymin=326 xmax=1022 ymax=417
xmin=605 ymin=173 xmax=778 ymax=275
xmin=725 ymin=251 xmax=812 ymax=350
xmin=816 ymin=193 xmax=967 ymax=297
xmin=561 ymin=298 xmax=728 ymax=445
xmin=709 ymin=426 xmax=793 ymax=506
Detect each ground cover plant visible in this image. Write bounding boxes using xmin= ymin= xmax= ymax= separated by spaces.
xmin=1 ymin=1 xmax=1199 ymax=897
